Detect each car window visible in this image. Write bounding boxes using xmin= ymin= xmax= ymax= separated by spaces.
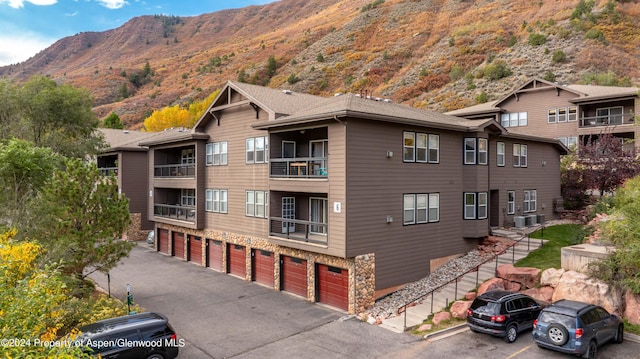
xmin=140 ymin=325 xmax=171 ymax=341
xmin=506 ymin=300 xmax=516 ymax=311
xmin=520 ymin=297 xmax=537 ymax=308
xmin=580 ymin=309 xmax=600 ymax=325
xmin=538 ymin=311 xmax=576 ymax=328
xmin=594 ymin=307 xmax=610 ymax=321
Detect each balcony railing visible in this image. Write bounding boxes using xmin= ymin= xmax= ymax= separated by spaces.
xmin=154 ymin=164 xmax=196 ymax=178
xmin=270 ymin=158 xmax=328 ymax=178
xmin=99 ymin=167 xmax=118 ymax=176
xmin=579 ymin=113 xmax=635 ymax=127
xmin=154 ymin=204 xmax=196 ymax=222
xmin=268 ymin=217 xmax=328 ymax=245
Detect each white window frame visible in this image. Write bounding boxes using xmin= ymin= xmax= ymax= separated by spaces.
xmin=428 ymin=193 xmax=439 ymax=222
xmin=428 ymin=134 xmax=440 ymax=163
xmin=547 ymin=109 xmax=557 ymax=123
xmin=513 ymin=144 xmax=521 ymax=167
xmin=497 ymin=142 xmax=505 ymax=166
xmin=206 ymin=143 xmax=213 ymax=165
xmin=478 ymin=138 xmax=488 ymax=165
xmin=558 ymin=107 xmax=567 ymax=122
xmin=246 ymin=137 xmax=268 ymax=164
xmin=501 ymin=113 xmax=509 ymax=127
xmin=246 ymin=190 xmax=268 ymax=218
xmin=567 ymin=137 xmax=578 ymax=148
xmin=520 ymin=144 xmax=528 ymax=168
xmin=525 ymin=189 xmax=537 ymax=212
xmin=518 ymin=112 xmax=528 ymax=126
xmin=568 ymin=106 xmax=577 ymax=122
xmin=205 ymin=189 xmax=228 ymax=213
xmin=207 ymin=141 xmax=228 ymax=166
xmin=464 ymin=192 xmax=476 ymax=220
xmin=416 ymin=194 xmax=428 ymax=223
xmin=403 ymin=194 xmax=415 ymax=225
xmin=523 ymin=190 xmax=531 ymax=213
xmin=416 ymin=133 xmax=427 ymax=163
xmin=246 ymin=138 xmax=255 ymax=164
xmin=181 ymin=189 xmax=195 ymax=206
xmin=205 ymin=189 xmax=213 ymax=212
xmin=478 ymin=192 xmax=488 ymax=219
xmin=403 ymin=132 xmax=415 ymax=162
xmin=507 ymin=191 xmax=515 ymax=215
xmin=464 ymin=138 xmax=476 ymax=165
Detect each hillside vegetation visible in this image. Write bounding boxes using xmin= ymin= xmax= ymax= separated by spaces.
xmin=1 ymin=0 xmax=639 ymax=129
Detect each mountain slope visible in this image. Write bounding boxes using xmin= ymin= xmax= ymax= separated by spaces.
xmin=2 ymin=0 xmax=639 ymax=129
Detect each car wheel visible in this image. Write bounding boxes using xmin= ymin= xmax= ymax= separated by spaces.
xmin=615 ymin=324 xmax=624 ymax=344
xmin=146 ymin=354 xmax=165 ymax=359
xmin=547 ymin=323 xmax=569 ymax=346
xmin=504 ymin=324 xmax=518 ymax=343
xmin=582 ymin=340 xmax=597 ymax=359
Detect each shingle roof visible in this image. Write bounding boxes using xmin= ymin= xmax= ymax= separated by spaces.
xmin=253 ymin=93 xmax=500 ymax=133
xmin=228 ymin=81 xmax=327 ymax=118
xmin=99 ymin=128 xmax=156 ymax=151
xmin=566 ymin=84 xmax=639 ymax=102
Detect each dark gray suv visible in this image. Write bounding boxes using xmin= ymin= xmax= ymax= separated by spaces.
xmin=467 ymin=290 xmax=543 ymax=343
xmin=532 ymin=299 xmax=623 ymax=359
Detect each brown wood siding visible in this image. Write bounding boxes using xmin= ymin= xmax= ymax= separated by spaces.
xmin=316 ymin=264 xmax=349 ymax=311
xmin=500 ymin=88 xmax=579 ymax=140
xmin=120 ymin=151 xmax=152 ymax=229
xmin=344 ymin=119 xmax=475 ymax=289
xmin=203 ymin=105 xmax=270 ymax=238
xmin=489 ymin=138 xmax=563 ymax=227
xmin=281 ymin=255 xmax=307 ymax=297
xmin=251 ymin=249 xmax=274 ymax=287
xmin=207 ymin=239 xmax=223 ymax=271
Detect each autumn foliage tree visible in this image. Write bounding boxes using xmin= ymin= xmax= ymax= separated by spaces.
xmin=578 ymin=132 xmax=640 ymax=196
xmin=142 ymin=90 xmax=219 ymax=131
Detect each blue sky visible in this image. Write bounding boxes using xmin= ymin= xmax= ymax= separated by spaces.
xmin=0 ymin=0 xmax=275 ymax=66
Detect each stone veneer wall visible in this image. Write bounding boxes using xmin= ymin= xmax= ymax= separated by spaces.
xmin=157 ymin=224 xmax=375 ymax=314
xmin=125 ymin=213 xmax=147 ymax=241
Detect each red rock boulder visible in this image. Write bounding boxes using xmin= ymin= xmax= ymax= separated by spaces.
xmin=496 ymin=264 xmax=541 ymax=289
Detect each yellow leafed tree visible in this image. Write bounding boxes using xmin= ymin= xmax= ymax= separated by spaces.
xmin=143 ymin=89 xmax=220 ymax=132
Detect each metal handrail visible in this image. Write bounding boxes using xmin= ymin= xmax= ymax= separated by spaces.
xmin=399 ymin=230 xmax=543 ymax=330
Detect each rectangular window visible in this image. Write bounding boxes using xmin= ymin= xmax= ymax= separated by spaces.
xmin=523 ymin=190 xmax=531 ymax=213
xmin=501 ymin=113 xmax=510 ymax=127
xmin=205 ymin=189 xmax=213 ymax=212
xmin=518 ymin=112 xmax=528 ymax=126
xmin=568 ymin=106 xmax=577 ymax=122
xmin=478 ymin=138 xmax=488 ymax=165
xmin=403 ymin=194 xmax=415 ymax=225
xmin=206 ymin=189 xmax=228 ymax=213
xmin=558 ymin=108 xmax=567 ymax=122
xmin=465 ymin=138 xmax=476 ymax=164
xmin=220 ymin=190 xmax=228 ymax=213
xmin=478 ymin=192 xmax=488 ymax=219
xmin=181 ymin=148 xmax=195 ymax=165
xmin=403 ymin=132 xmax=415 ymax=162
xmin=567 ymin=137 xmax=578 ymax=148
xmin=181 ymin=189 xmax=195 ymax=206
xmin=428 ymin=193 xmax=439 ymax=222
xmin=497 ymin=142 xmax=505 ymax=166
xmin=547 ymin=109 xmax=557 ymax=123
xmin=207 ymin=141 xmax=228 ymax=166
xmin=206 ymin=143 xmax=213 ymax=165
xmin=464 ymin=193 xmax=476 ymax=220
xmin=246 ymin=138 xmax=254 ymax=163
xmin=255 ymin=137 xmax=265 ymax=163
xmin=513 ymin=144 xmax=521 ymax=167
xmin=507 ymin=191 xmax=515 ymax=215
xmin=246 ymin=137 xmax=268 ymax=164
xmin=416 ymin=133 xmax=427 ymax=162
xmin=416 ymin=194 xmax=428 ymax=223
xmin=428 ymin=134 xmax=440 ymax=163
xmin=520 ymin=144 xmax=528 ymax=167
xmin=510 ymin=113 xmax=518 ymax=127
xmin=530 ymin=190 xmax=537 ymax=212
xmin=245 ymin=190 xmax=268 ymax=218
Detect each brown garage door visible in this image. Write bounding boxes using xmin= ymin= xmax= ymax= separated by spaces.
xmin=317 ymin=264 xmax=349 ymax=311
xmin=207 ymin=239 xmax=223 ymax=271
xmin=188 ymin=235 xmax=202 ymax=265
xmin=227 ymin=244 xmax=246 ymax=277
xmin=172 ymin=232 xmax=185 ymax=259
xmin=158 ymin=229 xmax=170 ymax=254
xmin=252 ymin=249 xmax=274 ymax=287
xmin=281 ymin=256 xmax=307 ymax=297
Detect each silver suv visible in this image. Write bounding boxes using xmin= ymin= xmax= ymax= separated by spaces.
xmin=532 ymin=299 xmax=623 ymax=359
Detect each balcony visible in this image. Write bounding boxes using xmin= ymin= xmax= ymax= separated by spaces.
xmin=154 ymin=164 xmax=196 ymax=178
xmin=270 ymin=158 xmax=328 ymax=178
xmin=579 ymin=113 xmax=634 ymax=128
xmin=154 ymin=204 xmax=196 ymax=222
xmin=99 ymin=167 xmax=118 ymax=176
xmin=268 ymin=217 xmax=328 ymax=245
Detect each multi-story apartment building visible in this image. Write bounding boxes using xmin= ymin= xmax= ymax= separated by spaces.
xmin=117 ymin=81 xmax=567 ymax=314
xmin=446 ymin=78 xmax=640 ymax=150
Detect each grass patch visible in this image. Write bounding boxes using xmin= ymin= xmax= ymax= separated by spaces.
xmin=515 ymin=224 xmax=586 ymax=270
xmin=411 ymin=314 xmax=466 ymax=336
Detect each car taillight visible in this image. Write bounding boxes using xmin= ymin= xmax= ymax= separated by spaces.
xmin=575 ymin=328 xmax=583 ymax=339
xmin=533 ymin=319 xmax=538 ymax=328
xmin=491 ymin=315 xmax=507 ymax=323
xmin=467 ymin=309 xmax=472 ymax=316
xmin=170 ymin=333 xmax=177 ymax=340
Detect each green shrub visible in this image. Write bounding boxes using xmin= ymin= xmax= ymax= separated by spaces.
xmin=552 ymin=50 xmax=567 ymax=63
xmin=483 ymin=61 xmax=512 ymax=81
xmin=528 ymin=33 xmax=547 ymax=46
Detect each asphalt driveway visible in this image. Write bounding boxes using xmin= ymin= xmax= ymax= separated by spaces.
xmin=90 ymin=243 xmax=419 ymax=358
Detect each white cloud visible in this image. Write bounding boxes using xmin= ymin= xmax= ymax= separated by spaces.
xmin=65 ymin=11 xmax=78 ymax=16
xmin=0 ymin=33 xmax=55 ymax=66
xmin=96 ymin=0 xmax=126 ymax=9
xmin=1 ymin=0 xmax=57 ymax=8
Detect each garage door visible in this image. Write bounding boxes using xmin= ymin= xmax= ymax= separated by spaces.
xmin=188 ymin=235 xmax=202 ymax=265
xmin=281 ymin=256 xmax=307 ymax=297
xmin=317 ymin=264 xmax=349 ymax=311
xmin=158 ymin=229 xmax=169 ymax=254
xmin=227 ymin=244 xmax=246 ymax=277
xmin=207 ymin=239 xmax=223 ymax=271
xmin=252 ymin=249 xmax=274 ymax=287
xmin=172 ymin=232 xmax=185 ymax=259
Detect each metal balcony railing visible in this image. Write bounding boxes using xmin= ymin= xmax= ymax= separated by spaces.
xmin=99 ymin=167 xmax=118 ymax=176
xmin=579 ymin=113 xmax=635 ymax=127
xmin=268 ymin=217 xmax=328 ymax=245
xmin=154 ymin=164 xmax=196 ymax=178
xmin=154 ymin=204 xmax=196 ymax=222
xmin=269 ymin=158 xmax=328 ymax=178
